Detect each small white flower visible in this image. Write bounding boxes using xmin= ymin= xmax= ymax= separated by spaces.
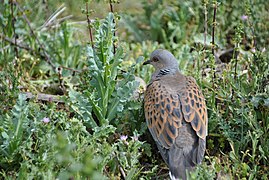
xmin=120 ymin=135 xmax=128 ymax=141
xmin=120 ymin=135 xmax=129 ymax=145
xmin=241 ymin=15 xmax=248 ymax=21
xmin=42 ymin=117 xmax=50 ymax=123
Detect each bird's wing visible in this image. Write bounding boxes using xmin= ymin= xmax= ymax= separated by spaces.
xmin=144 ymin=80 xmax=183 ymax=149
xmin=179 ymin=76 xmax=208 ymax=140
xmin=144 ymin=77 xmax=208 ymax=150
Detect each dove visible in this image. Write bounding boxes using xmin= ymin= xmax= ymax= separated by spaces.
xmin=143 ymin=49 xmax=208 ymax=180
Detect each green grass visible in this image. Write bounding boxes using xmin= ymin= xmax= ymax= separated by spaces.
xmin=0 ymin=0 xmax=268 ymax=179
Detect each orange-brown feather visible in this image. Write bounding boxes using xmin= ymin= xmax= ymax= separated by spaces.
xmin=145 ymin=76 xmax=208 ymax=149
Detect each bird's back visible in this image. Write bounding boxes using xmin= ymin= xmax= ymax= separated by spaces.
xmin=144 ymin=72 xmax=207 ymax=180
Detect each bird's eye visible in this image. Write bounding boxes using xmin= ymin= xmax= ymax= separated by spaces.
xmin=152 ymin=57 xmax=159 ymax=62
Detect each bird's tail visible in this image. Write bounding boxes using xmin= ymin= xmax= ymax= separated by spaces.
xmin=168 ymin=146 xmax=196 ymax=180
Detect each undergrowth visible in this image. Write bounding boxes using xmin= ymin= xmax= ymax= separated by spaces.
xmin=0 ymin=0 xmax=268 ymax=179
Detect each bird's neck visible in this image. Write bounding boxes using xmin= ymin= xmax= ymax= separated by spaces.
xmin=149 ymin=68 xmax=183 ymax=85
xmin=156 ymin=68 xmax=179 ymax=77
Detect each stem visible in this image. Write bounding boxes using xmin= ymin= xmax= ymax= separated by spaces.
xmin=246 ymin=1 xmax=257 ymax=51
xmin=212 ymin=3 xmax=217 ymax=56
xmin=0 ymin=33 xmax=81 ymax=74
xmin=85 ymin=2 xmax=94 ymax=49
xmin=211 ymin=1 xmax=217 ymax=90
xmin=10 ymin=0 xmax=18 ymax=58
xmin=14 ymin=1 xmax=56 ymax=71
xmin=203 ymin=0 xmax=208 ymax=78
xmin=231 ymin=46 xmax=238 ymax=100
xmin=234 ymin=49 xmax=238 ymax=82
xmin=109 ymin=0 xmax=116 ymax=54
xmin=0 ymin=33 xmax=34 ymax=52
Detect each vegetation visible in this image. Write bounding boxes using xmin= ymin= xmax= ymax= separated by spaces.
xmin=0 ymin=0 xmax=268 ymax=179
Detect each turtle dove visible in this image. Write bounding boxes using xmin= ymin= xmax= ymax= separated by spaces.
xmin=143 ymin=49 xmax=208 ymax=180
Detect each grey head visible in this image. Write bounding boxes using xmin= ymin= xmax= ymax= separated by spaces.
xmin=143 ymin=49 xmax=179 ymax=73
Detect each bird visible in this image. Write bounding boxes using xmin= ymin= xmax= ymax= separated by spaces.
xmin=143 ymin=49 xmax=208 ymax=180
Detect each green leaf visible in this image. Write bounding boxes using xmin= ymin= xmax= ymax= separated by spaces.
xmin=69 ymin=90 xmax=97 ymax=128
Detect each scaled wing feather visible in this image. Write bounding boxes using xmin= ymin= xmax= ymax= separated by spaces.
xmin=144 ymin=81 xmax=183 ymax=148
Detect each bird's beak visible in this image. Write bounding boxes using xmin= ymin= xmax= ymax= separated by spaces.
xmin=143 ymin=59 xmax=151 ymax=65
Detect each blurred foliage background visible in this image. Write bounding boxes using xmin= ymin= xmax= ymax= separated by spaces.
xmin=0 ymin=0 xmax=268 ymax=179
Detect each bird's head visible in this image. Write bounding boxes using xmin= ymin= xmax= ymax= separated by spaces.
xmin=143 ymin=49 xmax=179 ymax=71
